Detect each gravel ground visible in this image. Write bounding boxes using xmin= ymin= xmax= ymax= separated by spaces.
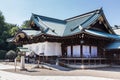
xmin=0 ymin=62 xmax=120 ymax=80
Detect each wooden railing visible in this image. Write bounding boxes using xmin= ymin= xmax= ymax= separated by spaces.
xmin=59 ymin=58 xmax=107 ymax=65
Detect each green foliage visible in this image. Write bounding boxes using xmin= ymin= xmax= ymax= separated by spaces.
xmin=6 ymin=50 xmax=17 ymax=60
xmin=0 ymin=50 xmax=7 ymax=59
xmin=8 ymin=24 xmax=19 ymax=36
xmin=0 ymin=11 xmax=19 ymax=51
xmin=21 ymin=20 xmax=30 ymax=28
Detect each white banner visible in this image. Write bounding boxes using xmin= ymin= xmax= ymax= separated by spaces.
xmin=55 ymin=43 xmax=62 ymax=56
xmin=44 ymin=42 xmax=56 ymax=56
xmin=73 ymin=45 xmax=80 ymax=57
xmin=23 ymin=42 xmax=62 ymax=56
xmin=83 ymin=45 xmax=90 ymax=58
xmin=91 ymin=46 xmax=97 ymax=57
xmin=37 ymin=43 xmax=44 ymax=55
xmin=67 ymin=46 xmax=71 ymax=57
xmin=44 ymin=42 xmax=62 ymax=56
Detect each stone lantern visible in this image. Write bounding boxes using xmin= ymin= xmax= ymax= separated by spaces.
xmin=18 ymin=47 xmax=29 ymax=71
xmin=19 ymin=52 xmax=26 ymax=70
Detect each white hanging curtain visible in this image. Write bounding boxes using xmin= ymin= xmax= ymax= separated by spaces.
xmin=23 ymin=42 xmax=62 ymax=56
xmin=44 ymin=42 xmax=56 ymax=56
xmin=73 ymin=45 xmax=80 ymax=57
xmin=23 ymin=43 xmax=41 ymax=56
xmin=67 ymin=46 xmax=71 ymax=57
xmin=83 ymin=45 xmax=90 ymax=58
xmin=55 ymin=43 xmax=62 ymax=56
xmin=29 ymin=43 xmax=38 ymax=54
xmin=36 ymin=43 xmax=44 ymax=55
xmin=91 ymin=46 xmax=97 ymax=57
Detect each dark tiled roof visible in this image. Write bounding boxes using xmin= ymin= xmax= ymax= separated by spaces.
xmin=85 ymin=29 xmax=120 ymax=40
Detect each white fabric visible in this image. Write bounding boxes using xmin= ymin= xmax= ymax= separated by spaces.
xmin=83 ymin=45 xmax=90 ymax=58
xmin=67 ymin=46 xmax=71 ymax=57
xmin=44 ymin=42 xmax=56 ymax=56
xmin=23 ymin=43 xmax=39 ymax=55
xmin=37 ymin=43 xmax=45 ymax=55
xmin=73 ymin=45 xmax=80 ymax=57
xmin=55 ymin=43 xmax=62 ymax=56
xmin=23 ymin=42 xmax=62 ymax=56
xmin=30 ymin=43 xmax=37 ymax=54
xmin=44 ymin=42 xmax=62 ymax=56
xmin=91 ymin=46 xmax=97 ymax=57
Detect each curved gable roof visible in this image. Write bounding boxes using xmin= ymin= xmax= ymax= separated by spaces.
xmin=30 ymin=8 xmax=115 ymax=37
xmin=63 ymin=8 xmax=102 ymax=36
xmin=31 ymin=14 xmax=66 ymax=36
xmin=63 ymin=8 xmax=115 ymax=36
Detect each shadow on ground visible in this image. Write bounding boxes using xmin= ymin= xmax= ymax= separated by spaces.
xmin=91 ymin=67 xmax=120 ymax=72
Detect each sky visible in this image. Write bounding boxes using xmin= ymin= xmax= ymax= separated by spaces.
xmin=0 ymin=0 xmax=120 ymax=27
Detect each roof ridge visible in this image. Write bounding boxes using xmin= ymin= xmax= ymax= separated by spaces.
xmin=32 ymin=13 xmax=66 ymax=23
xmin=65 ymin=8 xmax=102 ymax=21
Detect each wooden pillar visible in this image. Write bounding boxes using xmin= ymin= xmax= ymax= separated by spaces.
xmin=89 ymin=46 xmax=91 ymax=65
xmin=43 ymin=55 xmax=44 ymax=62
xmin=46 ymin=56 xmax=48 ymax=61
xmin=68 ymin=59 xmax=69 ymax=64
xmin=82 ymin=58 xmax=84 ymax=65
xmin=94 ymin=58 xmax=96 ymax=65
xmin=71 ymin=45 xmax=73 ymax=57
xmin=102 ymin=50 xmax=105 ymax=58
xmin=89 ymin=45 xmax=91 ymax=57
xmin=80 ymin=45 xmax=83 ymax=58
xmin=65 ymin=46 xmax=68 ymax=57
xmin=81 ymin=45 xmax=84 ymax=65
xmin=88 ymin=58 xmax=90 ymax=65
xmin=74 ymin=59 xmax=76 ymax=64
xmin=62 ymin=45 xmax=66 ymax=58
xmin=100 ymin=58 xmax=101 ymax=64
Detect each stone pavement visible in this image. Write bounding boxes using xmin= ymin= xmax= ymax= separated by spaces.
xmin=0 ymin=63 xmax=119 ymax=80
xmin=42 ymin=63 xmax=71 ymax=71
xmin=0 ymin=63 xmax=20 ymax=69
